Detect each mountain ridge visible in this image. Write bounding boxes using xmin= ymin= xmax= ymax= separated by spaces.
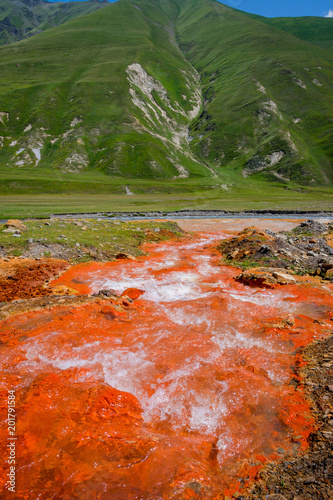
xmin=0 ymin=0 xmax=332 ymax=196
xmin=0 ymin=0 xmax=107 ymax=45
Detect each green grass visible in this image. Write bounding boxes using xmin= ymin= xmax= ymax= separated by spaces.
xmin=0 ymin=0 xmax=107 ymax=45
xmin=1 ymin=181 xmax=333 ymax=218
xmin=244 ymin=14 xmax=333 ymax=50
xmin=0 ymin=218 xmax=185 ymax=259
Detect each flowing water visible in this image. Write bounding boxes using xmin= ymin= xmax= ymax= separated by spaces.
xmin=1 ymin=232 xmax=332 ymax=499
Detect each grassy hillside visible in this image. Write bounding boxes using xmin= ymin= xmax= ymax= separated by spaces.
xmin=0 ymin=0 xmax=107 ymax=45
xmin=0 ymin=0 xmax=332 ymax=201
xmin=176 ymin=0 xmax=333 ymax=186
xmin=245 ymin=14 xmax=333 ymax=50
xmin=0 ymin=0 xmax=212 ymax=185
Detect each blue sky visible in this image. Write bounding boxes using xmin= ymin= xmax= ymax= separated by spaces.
xmin=224 ymin=0 xmax=333 ymax=18
xmin=48 ymin=1 xmax=333 ymax=18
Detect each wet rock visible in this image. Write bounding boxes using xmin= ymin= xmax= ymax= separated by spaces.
xmin=265 ymin=229 xmax=277 ymax=237
xmin=121 ymin=288 xmax=145 ymax=300
xmin=249 ymin=333 xmax=333 ymax=500
xmin=51 ymin=285 xmax=77 ymax=296
xmin=297 ymin=219 xmax=328 ymax=235
xmin=116 ymin=252 xmax=136 ymax=260
xmin=218 ymin=220 xmax=333 ymax=280
xmin=93 ymin=289 xmax=119 ymax=298
xmin=259 ymin=244 xmax=271 ymax=253
xmin=0 ymin=294 xmax=100 ymax=321
xmin=100 ymin=305 xmax=117 ymax=318
xmin=278 ymin=249 xmax=292 ymax=257
xmin=277 ymin=447 xmax=286 ymax=454
xmin=0 ymin=373 xmax=149 ymax=497
xmin=235 ymin=270 xmax=277 ymax=288
xmin=272 ymin=271 xmax=296 ymax=284
xmin=281 ymin=314 xmax=296 ymax=328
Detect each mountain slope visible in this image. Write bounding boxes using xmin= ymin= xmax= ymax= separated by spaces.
xmin=176 ymin=0 xmax=333 ymax=185
xmin=244 ymin=14 xmax=333 ymax=50
xmin=0 ymin=0 xmax=211 ymax=182
xmin=0 ymin=0 xmax=107 ymax=45
xmin=0 ymin=0 xmax=332 ymax=194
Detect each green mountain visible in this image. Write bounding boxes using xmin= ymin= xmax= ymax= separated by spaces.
xmin=0 ymin=0 xmax=332 ymax=196
xmin=245 ymin=14 xmax=333 ymax=50
xmin=0 ymin=0 xmax=107 ymax=46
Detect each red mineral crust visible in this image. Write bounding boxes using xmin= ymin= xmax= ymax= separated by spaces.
xmin=0 ymin=258 xmax=69 ymax=302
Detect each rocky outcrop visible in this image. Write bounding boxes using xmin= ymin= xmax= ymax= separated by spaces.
xmin=4 ymin=219 xmax=27 ymax=232
xmin=235 ymin=270 xmax=278 ymax=288
xmin=235 ymin=268 xmax=297 ymax=288
xmin=218 ymin=220 xmax=333 ymax=280
xmin=124 ymin=62 xmax=215 ymax=178
xmin=126 ymin=63 xmax=201 ymax=149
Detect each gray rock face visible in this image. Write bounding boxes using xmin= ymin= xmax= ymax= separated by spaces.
xmin=297 ymin=219 xmax=328 ymax=235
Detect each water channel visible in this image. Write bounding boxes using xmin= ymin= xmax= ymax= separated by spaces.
xmin=0 ymin=228 xmax=332 ymax=498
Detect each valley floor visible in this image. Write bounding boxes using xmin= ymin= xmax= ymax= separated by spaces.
xmin=1 ymin=183 xmax=333 ymax=219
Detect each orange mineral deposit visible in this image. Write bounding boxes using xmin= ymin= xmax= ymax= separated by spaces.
xmin=1 ymin=232 xmax=332 ymax=499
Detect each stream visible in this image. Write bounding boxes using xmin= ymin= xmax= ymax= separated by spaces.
xmin=1 ymin=231 xmax=332 ymax=499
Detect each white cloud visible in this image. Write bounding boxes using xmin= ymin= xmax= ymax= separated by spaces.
xmin=325 ymin=9 xmax=333 ymax=17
